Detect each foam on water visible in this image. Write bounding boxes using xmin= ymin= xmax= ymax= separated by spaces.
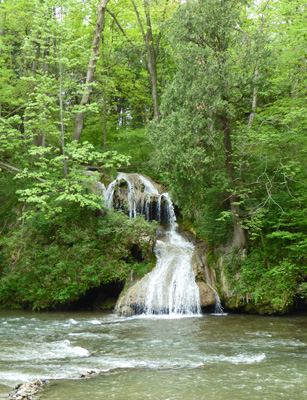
xmin=217 ymin=353 xmax=266 ymax=364
xmin=89 ymin=319 xmax=101 ymax=325
xmin=67 ymin=332 xmax=102 ymax=339
xmin=0 ymin=340 xmax=89 ymax=362
xmin=134 ymin=313 xmax=202 ymax=320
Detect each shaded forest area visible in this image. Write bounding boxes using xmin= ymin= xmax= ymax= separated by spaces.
xmin=0 ymin=0 xmax=307 ymax=313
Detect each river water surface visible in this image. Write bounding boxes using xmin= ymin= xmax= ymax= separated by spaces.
xmin=1 ymin=310 xmax=307 ymax=399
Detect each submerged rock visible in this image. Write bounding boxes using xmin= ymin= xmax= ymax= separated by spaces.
xmin=118 ymin=304 xmax=135 ymax=317
xmin=80 ymin=370 xmax=100 ymax=379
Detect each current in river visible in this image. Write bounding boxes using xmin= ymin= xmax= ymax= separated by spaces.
xmin=1 ymin=310 xmax=307 ymax=399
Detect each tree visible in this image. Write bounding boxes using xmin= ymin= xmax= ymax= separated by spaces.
xmin=150 ymin=0 xmax=258 ymax=248
xmin=0 ymin=0 xmax=130 ymax=220
xmin=130 ymin=0 xmax=160 ymax=121
xmin=72 ymin=0 xmax=109 ymax=142
xmin=148 ymin=0 xmax=307 ymax=312
xmin=105 ymin=0 xmax=179 ymax=124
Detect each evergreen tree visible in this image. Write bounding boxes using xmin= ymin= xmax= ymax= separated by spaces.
xmin=150 ymin=0 xmax=259 ymax=248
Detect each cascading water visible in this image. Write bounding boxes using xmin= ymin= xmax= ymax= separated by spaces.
xmin=103 ymin=173 xmax=218 ymax=316
xmin=103 ymin=172 xmax=160 ymax=219
xmin=143 ymin=230 xmax=201 ymax=315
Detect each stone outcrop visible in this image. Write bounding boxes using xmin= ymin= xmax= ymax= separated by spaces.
xmin=197 ymin=282 xmax=216 ymax=307
xmin=117 ymin=278 xmax=149 ymax=317
xmin=103 ymin=172 xmax=168 ymax=222
xmin=117 ymin=273 xmax=216 ymax=317
xmin=191 ymin=241 xmax=219 ymax=310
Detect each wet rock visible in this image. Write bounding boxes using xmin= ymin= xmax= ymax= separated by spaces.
xmin=197 ymin=282 xmax=216 ymax=307
xmin=117 ymin=279 xmax=148 ymax=316
xmin=117 ymin=246 xmax=218 ymax=316
xmin=118 ymin=305 xmax=135 ymax=317
xmin=80 ymin=370 xmax=100 ymax=379
xmin=156 ymin=226 xmax=167 ymax=239
xmin=9 ymin=379 xmax=47 ymax=400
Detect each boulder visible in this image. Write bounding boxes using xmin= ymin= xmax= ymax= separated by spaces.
xmin=117 ymin=305 xmax=135 ymax=317
xmin=197 ymin=282 xmax=216 ymax=308
xmin=117 ymin=278 xmax=149 ymax=316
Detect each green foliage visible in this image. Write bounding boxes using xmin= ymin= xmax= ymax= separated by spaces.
xmin=0 ymin=207 xmax=156 ymax=310
xmin=1 ymin=0 xmax=307 ymax=315
xmin=0 ymin=173 xmax=21 ymax=229
xmin=196 ymin=204 xmax=233 ymax=246
xmin=148 ymin=0 xmax=307 ymax=313
xmin=0 ymin=173 xmax=23 ymax=272
xmin=132 ymin=262 xmax=154 ymax=278
xmin=13 ymin=141 xmax=130 ymax=220
xmin=148 ymin=0 xmax=251 ymax=237
xmin=222 ymin=238 xmax=307 ymax=314
xmin=106 ymin=128 xmax=155 ymax=176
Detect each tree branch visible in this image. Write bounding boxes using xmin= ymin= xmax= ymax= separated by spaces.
xmin=3 ymin=106 xmax=26 ymax=119
xmin=107 ymin=10 xmax=134 ymax=47
xmin=131 ymin=0 xmax=147 ymax=47
xmin=0 ymin=161 xmax=46 ymax=183
xmin=155 ymin=0 xmax=169 ymax=56
xmin=106 ymin=9 xmax=145 ymax=63
xmin=230 ymin=94 xmax=244 ymax=104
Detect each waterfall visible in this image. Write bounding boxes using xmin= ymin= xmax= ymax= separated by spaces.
xmin=206 ymin=282 xmax=224 ymax=314
xmin=104 ymin=173 xmax=220 ymax=316
xmin=103 ymin=172 xmax=159 ymax=220
xmin=143 ymin=230 xmax=201 ymax=315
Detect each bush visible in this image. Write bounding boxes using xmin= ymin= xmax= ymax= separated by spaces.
xmin=0 ymin=205 xmax=156 ymax=310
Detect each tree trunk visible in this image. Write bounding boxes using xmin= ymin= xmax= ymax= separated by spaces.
xmin=223 ymin=119 xmax=248 ymax=249
xmin=248 ymin=65 xmax=259 ymax=128
xmin=72 ymin=0 xmax=109 ymax=142
xmin=144 ymin=3 xmax=160 ymax=121
xmin=102 ymin=91 xmax=107 ymax=148
xmin=132 ymin=0 xmax=160 ymax=121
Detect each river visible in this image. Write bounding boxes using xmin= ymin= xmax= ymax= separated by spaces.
xmin=1 ymin=310 xmax=307 ymax=399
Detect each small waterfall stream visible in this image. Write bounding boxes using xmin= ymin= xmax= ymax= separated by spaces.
xmin=143 ymin=230 xmax=201 ymax=315
xmin=103 ymin=172 xmax=160 ymax=220
xmin=103 ymin=173 xmax=218 ymax=316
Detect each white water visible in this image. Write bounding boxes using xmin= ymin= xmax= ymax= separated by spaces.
xmin=2 ymin=311 xmax=307 ymax=400
xmin=103 ymin=172 xmax=159 ymax=218
xmin=144 ymin=230 xmax=201 ymax=315
xmin=140 ymin=189 xmax=201 ymax=314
